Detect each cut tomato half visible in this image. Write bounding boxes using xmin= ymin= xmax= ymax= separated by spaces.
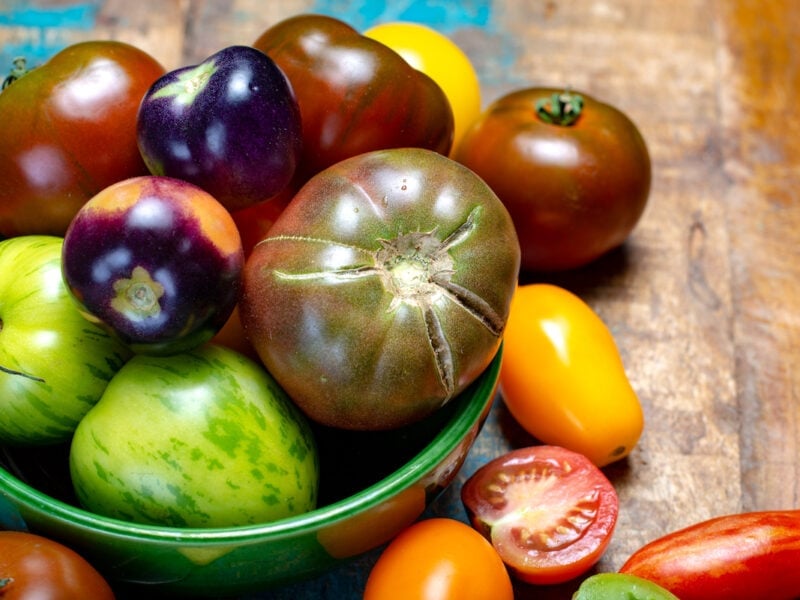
xmin=461 ymin=445 xmax=619 ymax=584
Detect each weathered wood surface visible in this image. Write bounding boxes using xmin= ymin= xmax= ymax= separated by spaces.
xmin=2 ymin=1 xmax=799 ymax=598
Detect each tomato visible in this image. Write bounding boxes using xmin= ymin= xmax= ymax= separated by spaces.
xmin=499 ymin=284 xmax=644 ymax=466
xmin=239 ymin=147 xmax=520 ymax=431
xmin=454 ymin=87 xmax=651 ymax=272
xmin=252 ymin=14 xmax=454 ymax=182
xmin=69 ymin=344 xmax=319 ymax=528
xmin=619 ymin=510 xmax=800 ymax=600
xmin=0 ymin=236 xmax=131 ymax=446
xmin=572 ymin=573 xmax=680 ymax=599
xmin=364 ymin=21 xmax=482 ymax=154
xmin=0 ymin=530 xmax=114 ymax=599
xmin=137 ymin=45 xmax=302 ymax=211
xmin=61 ymin=176 xmax=244 ymax=355
xmin=0 ymin=41 xmax=166 ymax=237
xmin=461 ymin=445 xmax=619 ymax=585
xmin=363 ymin=517 xmax=514 ymax=600
xmin=230 ymin=182 xmax=296 ymax=257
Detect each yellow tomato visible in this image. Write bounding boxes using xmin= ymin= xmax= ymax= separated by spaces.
xmin=364 ymin=22 xmax=482 ymax=153
xmin=500 ymin=284 xmax=644 ymax=466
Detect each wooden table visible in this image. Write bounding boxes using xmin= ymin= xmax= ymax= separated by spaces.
xmin=2 ymin=1 xmax=798 ymax=598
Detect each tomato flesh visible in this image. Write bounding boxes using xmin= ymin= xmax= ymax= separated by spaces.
xmin=461 ymin=445 xmax=618 ymax=584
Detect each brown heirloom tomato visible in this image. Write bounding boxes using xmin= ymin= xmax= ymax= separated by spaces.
xmin=253 ymin=14 xmax=454 ymax=182
xmin=240 ymin=148 xmax=520 ymax=431
xmin=0 ymin=41 xmax=165 ymax=237
xmin=0 ymin=530 xmax=114 ymax=599
xmin=455 ymin=88 xmax=651 ymax=272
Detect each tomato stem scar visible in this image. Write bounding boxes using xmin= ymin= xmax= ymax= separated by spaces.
xmin=535 ymin=89 xmax=584 ymax=126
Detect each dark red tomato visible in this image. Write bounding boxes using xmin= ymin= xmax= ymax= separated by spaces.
xmin=619 ymin=510 xmax=800 ymax=600
xmin=0 ymin=41 xmax=166 ymax=237
xmin=252 ymin=14 xmax=454 ymax=182
xmin=240 ymin=147 xmax=520 ymax=431
xmin=461 ymin=445 xmax=619 ymax=585
xmin=455 ymin=88 xmax=651 ymax=272
xmin=0 ymin=530 xmax=114 ymax=599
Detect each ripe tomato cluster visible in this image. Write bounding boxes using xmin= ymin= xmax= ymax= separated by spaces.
xmin=2 ymin=10 xmax=791 ymax=600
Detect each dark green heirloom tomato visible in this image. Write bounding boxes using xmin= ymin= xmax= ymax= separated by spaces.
xmin=253 ymin=14 xmax=454 ymax=182
xmin=0 ymin=41 xmax=166 ymax=237
xmin=572 ymin=573 xmax=680 ymax=600
xmin=455 ymin=88 xmax=651 ymax=272
xmin=240 ymin=147 xmax=520 ymax=431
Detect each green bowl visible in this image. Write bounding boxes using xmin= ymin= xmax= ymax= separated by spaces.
xmin=0 ymin=348 xmax=501 ymax=598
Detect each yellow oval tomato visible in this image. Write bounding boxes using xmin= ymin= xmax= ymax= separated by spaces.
xmin=363 ymin=518 xmax=514 ymax=600
xmin=500 ymin=283 xmax=644 ymax=466
xmin=364 ymin=22 xmax=481 ymax=153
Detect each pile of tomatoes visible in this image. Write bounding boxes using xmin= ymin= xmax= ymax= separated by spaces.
xmin=1 ymin=11 xmax=798 ymax=600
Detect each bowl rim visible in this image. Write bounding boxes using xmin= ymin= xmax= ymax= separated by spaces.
xmin=0 ymin=346 xmax=501 ymax=545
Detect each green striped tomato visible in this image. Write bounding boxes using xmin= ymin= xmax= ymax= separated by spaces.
xmin=0 ymin=235 xmax=132 ymax=445
xmin=69 ymin=344 xmax=319 ymax=528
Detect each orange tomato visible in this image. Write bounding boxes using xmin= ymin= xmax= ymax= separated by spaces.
xmin=499 ymin=283 xmax=644 ymax=466
xmin=363 ymin=518 xmax=513 ymax=600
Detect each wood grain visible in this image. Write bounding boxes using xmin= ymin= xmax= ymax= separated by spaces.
xmin=2 ymin=1 xmax=798 ymax=598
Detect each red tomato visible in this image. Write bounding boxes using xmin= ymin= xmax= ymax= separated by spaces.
xmin=455 ymin=87 xmax=651 ymax=272
xmin=363 ymin=518 xmax=514 ymax=600
xmin=461 ymin=445 xmax=619 ymax=584
xmin=253 ymin=14 xmax=454 ymax=182
xmin=0 ymin=530 xmax=114 ymax=599
xmin=0 ymin=41 xmax=166 ymax=237
xmin=619 ymin=510 xmax=800 ymax=600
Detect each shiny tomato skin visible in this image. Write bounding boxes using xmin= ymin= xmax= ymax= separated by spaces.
xmin=619 ymin=510 xmax=800 ymax=600
xmin=364 ymin=21 xmax=481 ymax=154
xmin=363 ymin=518 xmax=514 ymax=600
xmin=500 ymin=284 xmax=644 ymax=467
xmin=253 ymin=14 xmax=454 ymax=182
xmin=240 ymin=147 xmax=520 ymax=431
xmin=0 ymin=41 xmax=166 ymax=237
xmin=461 ymin=445 xmax=619 ymax=585
xmin=455 ymin=87 xmax=651 ymax=272
xmin=0 ymin=530 xmax=114 ymax=599
xmin=62 ymin=176 xmax=244 ymax=355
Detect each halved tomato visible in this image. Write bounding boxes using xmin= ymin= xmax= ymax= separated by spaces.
xmin=460 ymin=445 xmax=618 ymax=584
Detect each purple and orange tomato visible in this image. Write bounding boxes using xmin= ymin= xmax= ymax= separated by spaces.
xmin=61 ymin=176 xmax=244 ymax=355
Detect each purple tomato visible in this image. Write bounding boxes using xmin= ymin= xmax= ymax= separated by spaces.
xmin=136 ymin=45 xmax=302 ymax=211
xmin=61 ymin=176 xmax=244 ymax=355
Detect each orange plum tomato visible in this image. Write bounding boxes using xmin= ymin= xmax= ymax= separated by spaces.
xmin=0 ymin=531 xmax=114 ymax=600
xmin=364 ymin=21 xmax=482 ymax=153
xmin=461 ymin=445 xmax=619 ymax=585
xmin=363 ymin=517 xmax=514 ymax=600
xmin=499 ymin=283 xmax=643 ymax=467
xmin=0 ymin=41 xmax=166 ymax=237
xmin=455 ymin=87 xmax=651 ymax=272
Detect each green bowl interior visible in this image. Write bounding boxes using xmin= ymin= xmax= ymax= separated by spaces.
xmin=0 ymin=347 xmax=501 ymax=547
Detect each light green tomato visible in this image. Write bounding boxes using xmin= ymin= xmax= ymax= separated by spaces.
xmin=69 ymin=344 xmax=319 ymax=528
xmin=0 ymin=235 xmax=131 ymax=445
xmin=573 ymin=573 xmax=680 ymax=600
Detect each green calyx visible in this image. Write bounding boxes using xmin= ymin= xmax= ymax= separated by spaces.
xmin=150 ymin=59 xmax=217 ymax=105
xmin=535 ymin=90 xmax=584 ymax=126
xmin=2 ymin=56 xmax=33 ymax=90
